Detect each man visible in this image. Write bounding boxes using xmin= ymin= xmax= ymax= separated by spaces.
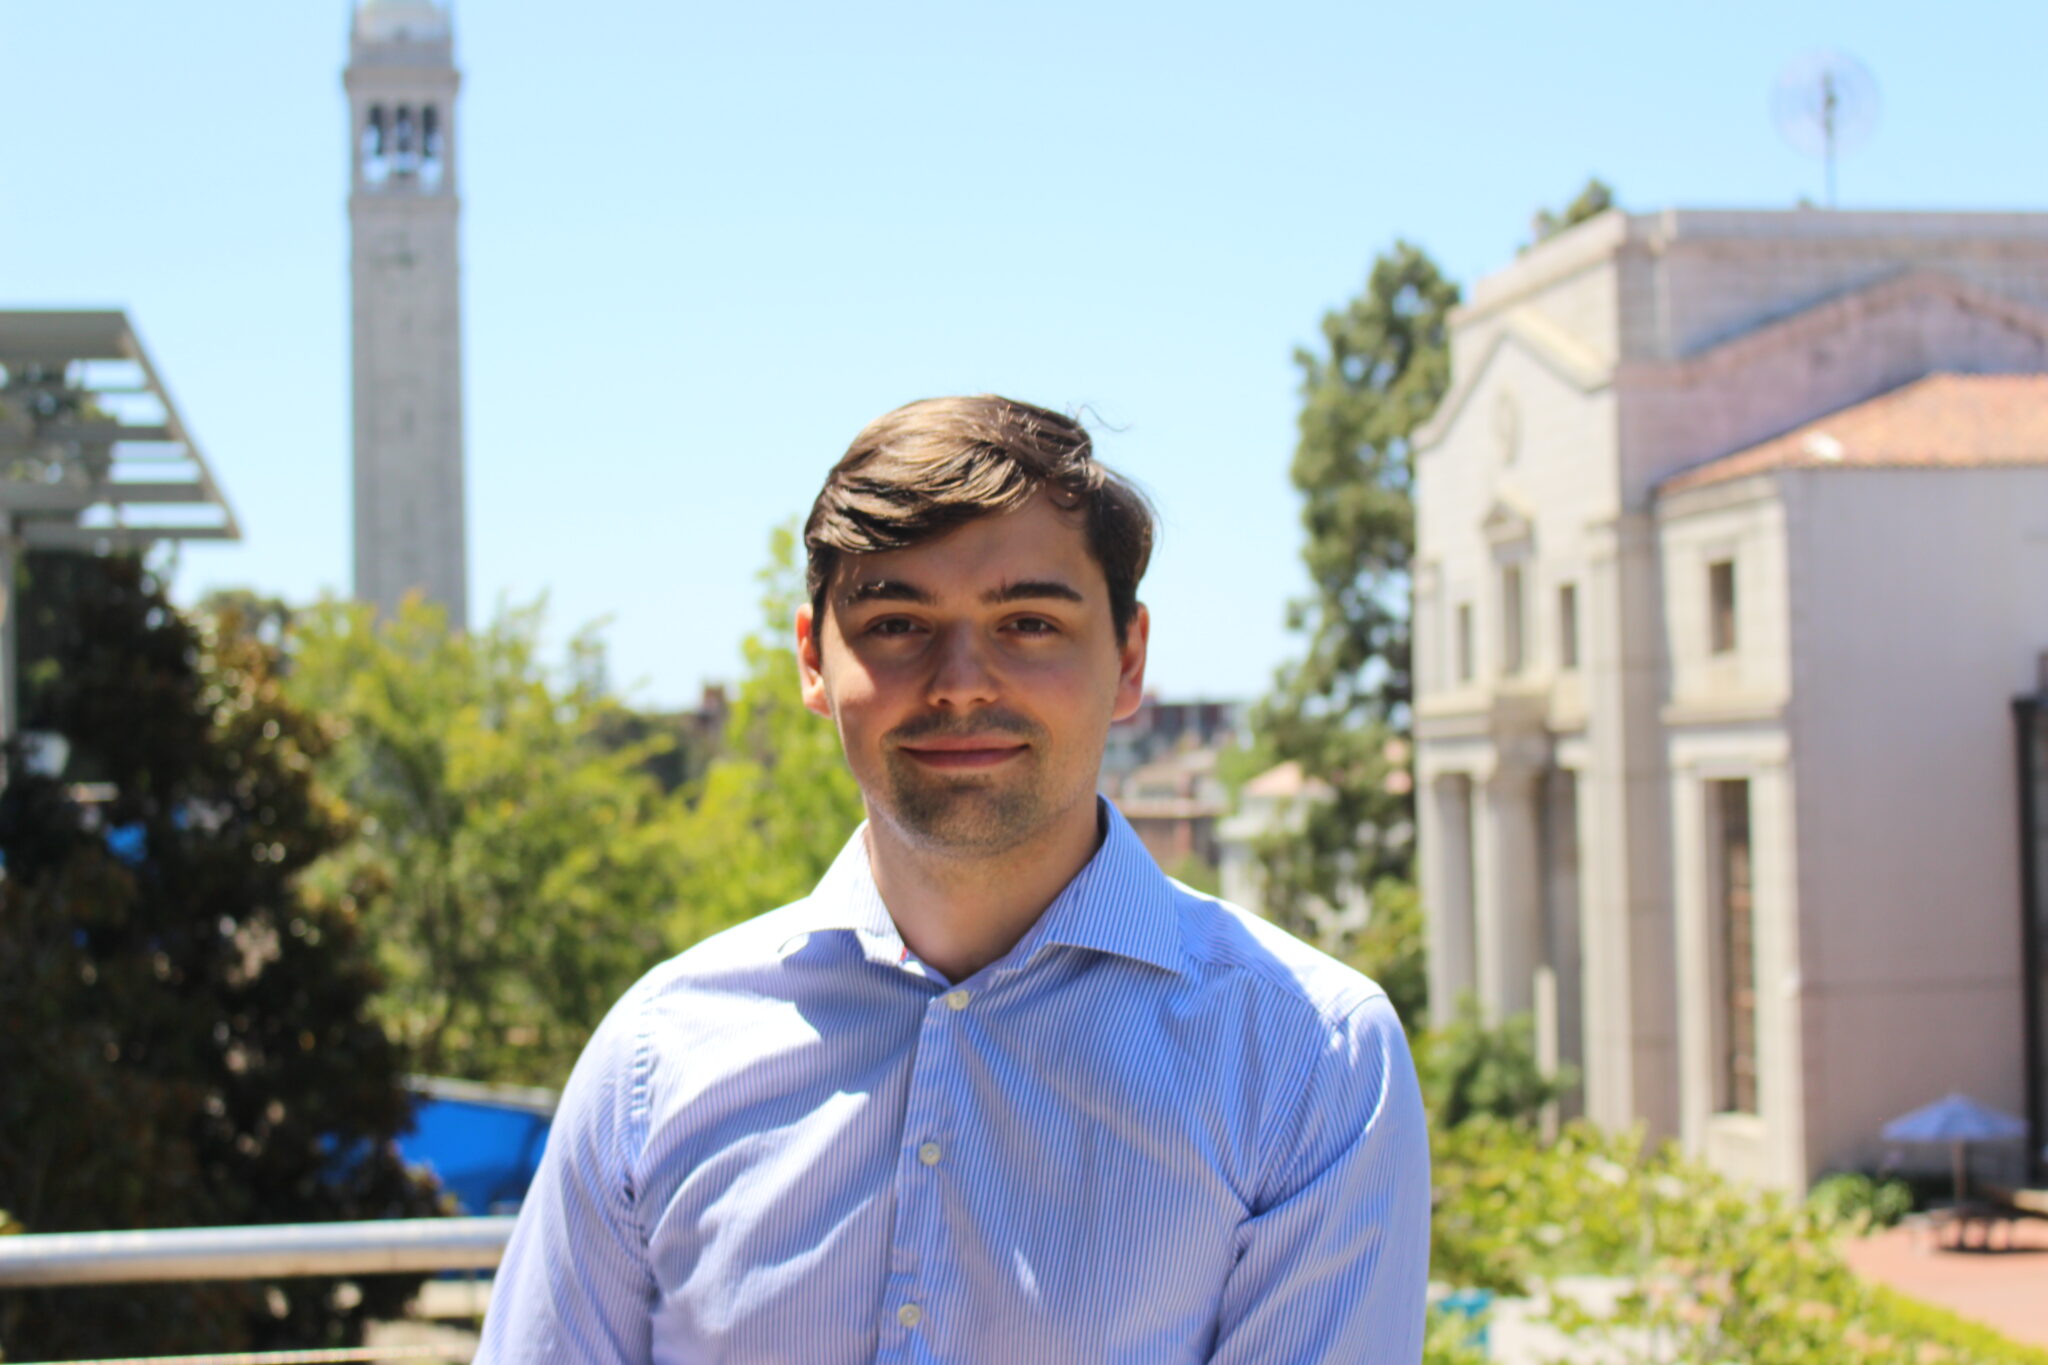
xmin=478 ymin=395 xmax=1430 ymax=1363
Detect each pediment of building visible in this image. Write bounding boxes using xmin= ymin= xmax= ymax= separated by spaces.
xmin=1414 ymin=307 xmax=1612 ymax=451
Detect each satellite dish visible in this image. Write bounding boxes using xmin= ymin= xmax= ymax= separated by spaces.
xmin=1772 ymin=49 xmax=1880 ymax=208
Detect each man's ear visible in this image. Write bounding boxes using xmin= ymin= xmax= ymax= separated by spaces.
xmin=1111 ymin=602 xmax=1150 ymax=722
xmin=796 ymin=601 xmax=833 ymax=718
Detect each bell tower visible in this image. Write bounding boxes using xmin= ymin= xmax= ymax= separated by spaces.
xmin=344 ymin=0 xmax=468 ymax=629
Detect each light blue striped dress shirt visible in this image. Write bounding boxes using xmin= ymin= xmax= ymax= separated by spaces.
xmin=478 ymin=803 xmax=1429 ymax=1363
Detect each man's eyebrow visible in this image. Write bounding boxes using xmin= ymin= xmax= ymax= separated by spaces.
xmin=837 ymin=579 xmax=936 ymax=609
xmin=982 ymin=579 xmax=1085 ymax=606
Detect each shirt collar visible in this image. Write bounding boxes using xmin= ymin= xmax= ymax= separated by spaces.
xmin=789 ymin=799 xmax=1184 ymax=978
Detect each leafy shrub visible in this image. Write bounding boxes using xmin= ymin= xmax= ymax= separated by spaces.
xmin=1430 ymin=1118 xmax=2048 ymax=1364
xmin=1808 ymin=1171 xmax=1914 ymax=1233
xmin=1418 ymin=996 xmax=1571 ymax=1131
xmin=1421 ymin=1301 xmax=1491 ymax=1365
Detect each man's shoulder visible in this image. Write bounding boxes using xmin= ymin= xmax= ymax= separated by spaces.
xmin=1160 ymin=878 xmax=1395 ymax=1036
xmin=626 ymin=898 xmax=822 ymax=999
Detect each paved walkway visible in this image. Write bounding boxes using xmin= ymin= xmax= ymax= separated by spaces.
xmin=1840 ymin=1216 xmax=2048 ymax=1349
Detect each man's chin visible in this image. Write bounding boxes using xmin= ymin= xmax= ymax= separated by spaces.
xmin=881 ymin=782 xmax=1046 ymax=856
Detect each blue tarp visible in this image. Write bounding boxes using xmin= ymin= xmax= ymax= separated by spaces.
xmin=398 ymin=1083 xmax=555 ymax=1215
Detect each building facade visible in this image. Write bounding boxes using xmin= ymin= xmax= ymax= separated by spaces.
xmin=1100 ymin=697 xmax=1243 ymax=880
xmin=1413 ymin=209 xmax=2048 ymax=1186
xmin=345 ymin=0 xmax=468 ymax=628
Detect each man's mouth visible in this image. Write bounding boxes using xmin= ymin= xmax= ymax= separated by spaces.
xmin=895 ymin=737 xmax=1029 ymax=770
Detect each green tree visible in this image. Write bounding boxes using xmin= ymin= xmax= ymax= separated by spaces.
xmin=666 ymin=526 xmax=865 ymax=939
xmin=284 ymin=596 xmax=688 ymax=1085
xmin=1527 ymin=176 xmax=1616 ymax=246
xmin=0 ymin=553 xmax=438 ymax=1359
xmin=1343 ymin=875 xmax=1428 ymax=1027
xmin=1250 ymin=242 xmax=1457 ymax=982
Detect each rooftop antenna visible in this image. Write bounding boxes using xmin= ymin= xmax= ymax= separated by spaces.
xmin=1772 ymin=49 xmax=1880 ymax=208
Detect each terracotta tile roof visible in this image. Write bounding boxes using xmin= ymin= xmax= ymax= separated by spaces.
xmin=1659 ymin=373 xmax=2048 ymax=496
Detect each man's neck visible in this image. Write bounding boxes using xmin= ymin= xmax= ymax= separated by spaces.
xmin=863 ymin=797 xmax=1104 ymax=984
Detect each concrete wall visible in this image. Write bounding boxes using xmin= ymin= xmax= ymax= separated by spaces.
xmin=1621 ymin=211 xmax=2048 ymax=363
xmin=1780 ymin=466 xmax=2048 ymax=1179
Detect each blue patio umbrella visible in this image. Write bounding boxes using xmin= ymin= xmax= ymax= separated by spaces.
xmin=1881 ymin=1094 xmax=2028 ymax=1202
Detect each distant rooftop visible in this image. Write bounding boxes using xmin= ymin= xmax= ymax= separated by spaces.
xmin=1459 ymin=207 xmax=2048 ymax=326
xmin=1662 ymin=373 xmax=2048 ymax=496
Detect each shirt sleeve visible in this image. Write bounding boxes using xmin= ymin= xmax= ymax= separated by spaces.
xmin=1207 ymin=991 xmax=1431 ymax=1364
xmin=474 ymin=985 xmax=658 ymax=1365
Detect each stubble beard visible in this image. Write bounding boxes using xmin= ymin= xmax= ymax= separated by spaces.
xmin=875 ymin=709 xmax=1067 ymax=857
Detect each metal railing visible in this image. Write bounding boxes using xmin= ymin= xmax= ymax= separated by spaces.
xmin=0 ymin=1219 xmax=513 ymax=1365
xmin=0 ymin=1217 xmax=514 ymax=1288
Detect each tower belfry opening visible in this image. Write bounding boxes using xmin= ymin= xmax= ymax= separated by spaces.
xmin=344 ymin=0 xmax=468 ymax=629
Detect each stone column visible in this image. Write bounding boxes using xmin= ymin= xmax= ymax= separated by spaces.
xmin=1425 ymin=774 xmax=1478 ymax=1008
xmin=1475 ymin=767 xmax=1542 ymax=1021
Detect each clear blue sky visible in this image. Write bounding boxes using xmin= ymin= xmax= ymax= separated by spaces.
xmin=2 ymin=0 xmax=2041 ymax=709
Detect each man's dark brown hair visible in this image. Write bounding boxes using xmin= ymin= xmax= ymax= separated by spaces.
xmin=804 ymin=395 xmax=1155 ymax=642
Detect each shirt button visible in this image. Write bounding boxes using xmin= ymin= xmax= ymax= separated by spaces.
xmin=943 ymin=989 xmax=970 ymax=1011
xmin=898 ymin=1303 xmax=923 ymax=1328
xmin=918 ymin=1141 xmax=942 ymax=1166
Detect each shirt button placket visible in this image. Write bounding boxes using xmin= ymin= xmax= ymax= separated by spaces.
xmin=882 ymin=984 xmax=971 ymax=1358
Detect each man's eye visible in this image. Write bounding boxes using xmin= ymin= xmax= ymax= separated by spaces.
xmin=1008 ymin=616 xmax=1059 ymax=636
xmin=866 ymin=617 xmax=919 ymax=637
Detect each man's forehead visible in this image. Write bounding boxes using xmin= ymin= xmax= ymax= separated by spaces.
xmin=828 ymin=500 xmax=1104 ymax=607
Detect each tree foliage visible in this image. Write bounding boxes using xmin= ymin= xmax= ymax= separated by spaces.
xmin=1342 ymin=875 xmax=1428 ymax=1027
xmin=283 ymin=597 xmax=688 ymax=1085
xmin=0 ymin=554 xmax=438 ymax=1359
xmin=666 ymin=526 xmax=865 ymax=937
xmin=276 ymin=530 xmax=864 ymax=1089
xmin=1250 ymin=242 xmax=1457 ymax=967
xmin=1527 ymin=176 xmax=1616 ymax=247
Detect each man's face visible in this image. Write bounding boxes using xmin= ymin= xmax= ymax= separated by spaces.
xmin=798 ymin=491 xmax=1148 ymax=857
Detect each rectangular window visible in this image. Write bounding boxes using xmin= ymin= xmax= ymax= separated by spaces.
xmin=1501 ymin=565 xmax=1525 ymax=675
xmin=1558 ymin=583 xmax=1580 ymax=671
xmin=1713 ymin=779 xmax=1758 ymax=1115
xmin=1709 ymin=560 xmax=1737 ymax=655
xmin=1455 ymin=602 xmax=1474 ymax=684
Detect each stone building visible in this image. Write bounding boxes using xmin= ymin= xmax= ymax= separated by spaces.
xmin=345 ymin=0 xmax=468 ymax=628
xmin=1412 ymin=209 xmax=2048 ymax=1187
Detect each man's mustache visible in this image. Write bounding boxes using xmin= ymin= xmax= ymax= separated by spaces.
xmin=886 ymin=709 xmax=1043 ymax=746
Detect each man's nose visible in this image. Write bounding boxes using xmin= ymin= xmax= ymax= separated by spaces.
xmin=924 ymin=624 xmax=1000 ymax=709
